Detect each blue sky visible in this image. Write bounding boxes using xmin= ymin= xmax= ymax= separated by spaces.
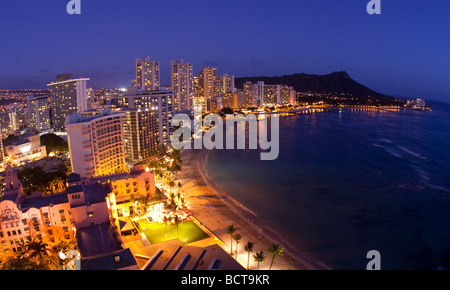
xmin=0 ymin=0 xmax=449 ymax=101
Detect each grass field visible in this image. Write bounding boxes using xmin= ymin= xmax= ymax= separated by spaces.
xmin=133 ymin=219 xmax=210 ymax=244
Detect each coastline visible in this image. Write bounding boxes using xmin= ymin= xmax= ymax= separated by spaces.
xmin=177 ymin=148 xmax=331 ymax=270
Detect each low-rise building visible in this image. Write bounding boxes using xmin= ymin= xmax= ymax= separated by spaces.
xmin=0 ymin=165 xmax=154 ymax=269
xmin=0 ymin=166 xmax=74 ymax=261
xmin=3 ymin=133 xmax=47 ymax=165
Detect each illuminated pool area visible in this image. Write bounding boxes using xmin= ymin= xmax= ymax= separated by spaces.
xmin=133 ymin=219 xmax=210 ymax=245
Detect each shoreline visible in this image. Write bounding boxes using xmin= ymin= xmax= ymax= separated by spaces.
xmin=177 ymin=148 xmax=331 ymax=270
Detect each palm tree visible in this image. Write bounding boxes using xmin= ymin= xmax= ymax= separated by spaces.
xmin=179 ymin=197 xmax=187 ymax=208
xmin=47 ymin=178 xmax=66 ymax=195
xmin=177 ymin=182 xmax=182 ymax=195
xmin=26 ymin=240 xmax=50 ymax=262
xmin=176 ymin=192 xmax=182 ymax=205
xmin=16 ymin=240 xmax=29 ymax=259
xmin=268 ymin=243 xmax=284 ymax=270
xmin=168 ymin=179 xmax=176 ymax=195
xmin=165 ymin=193 xmax=177 ymax=212
xmin=154 ymin=191 xmax=163 ymax=214
xmin=173 ymin=215 xmax=181 ymax=240
xmin=137 ymin=197 xmax=151 ymax=218
xmin=226 ymin=225 xmax=236 ymax=255
xmin=244 ymin=241 xmax=255 ymax=270
xmin=253 ymin=250 xmax=266 ymax=270
xmin=53 ymin=177 xmax=66 ymax=193
xmin=163 ymin=216 xmax=170 ymax=239
xmin=233 ymin=233 xmax=242 ymax=260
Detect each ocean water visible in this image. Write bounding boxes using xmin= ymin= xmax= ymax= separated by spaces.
xmin=205 ymin=101 xmax=450 ymax=270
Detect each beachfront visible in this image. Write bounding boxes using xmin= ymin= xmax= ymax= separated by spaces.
xmin=176 ymin=148 xmax=331 ymax=270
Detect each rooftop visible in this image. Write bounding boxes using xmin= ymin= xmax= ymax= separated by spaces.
xmin=67 ymin=172 xmax=82 ymax=184
xmin=3 ymin=133 xmax=39 ymax=146
xmin=46 ymin=78 xmax=90 ymax=87
xmin=83 ymin=183 xmax=111 ymax=205
xmin=76 ymin=222 xmax=123 ymax=258
xmin=133 ymin=239 xmax=245 ymax=270
xmin=66 ymin=110 xmax=124 ymax=125
xmin=68 ymin=182 xmax=111 ymax=208
xmin=19 ymin=192 xmax=68 ymax=212
xmin=1 ymin=193 xmax=19 ymax=203
xmin=80 ymin=248 xmax=137 ymax=270
xmin=86 ymin=167 xmax=148 ymax=184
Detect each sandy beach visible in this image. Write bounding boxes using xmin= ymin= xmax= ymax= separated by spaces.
xmin=176 ymin=148 xmax=331 ymax=270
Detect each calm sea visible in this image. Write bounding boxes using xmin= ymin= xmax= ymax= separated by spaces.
xmin=205 ymin=101 xmax=450 ymax=270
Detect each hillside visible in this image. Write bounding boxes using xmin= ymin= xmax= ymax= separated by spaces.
xmin=235 ymin=71 xmax=404 ymax=106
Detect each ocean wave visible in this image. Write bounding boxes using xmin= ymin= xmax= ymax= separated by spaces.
xmin=427 ymin=184 xmax=450 ymax=193
xmin=371 ymin=143 xmax=403 ymax=158
xmin=371 ymin=143 xmax=383 ymax=148
xmin=397 ymin=145 xmax=429 ymax=161
xmin=414 ymin=167 xmax=431 ymax=181
xmin=379 ymin=138 xmax=394 ymax=144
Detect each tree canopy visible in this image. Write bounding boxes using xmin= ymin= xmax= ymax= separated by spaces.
xmin=40 ymin=133 xmax=68 ymax=153
xmin=18 ymin=165 xmax=67 ymax=195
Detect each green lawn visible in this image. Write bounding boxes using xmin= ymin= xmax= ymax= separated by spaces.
xmin=133 ymin=219 xmax=210 ymax=244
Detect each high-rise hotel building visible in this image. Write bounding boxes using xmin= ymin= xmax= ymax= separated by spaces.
xmin=116 ymin=89 xmax=174 ymax=150
xmin=243 ymin=81 xmax=264 ymax=108
xmin=47 ymin=74 xmax=89 ymax=133
xmin=121 ymin=108 xmax=158 ymax=161
xmin=215 ymin=74 xmax=235 ymax=95
xmin=136 ymin=57 xmax=160 ymax=91
xmin=198 ymin=66 xmax=217 ymax=100
xmin=171 ymin=60 xmax=193 ymax=111
xmin=243 ymin=81 xmax=297 ymax=107
xmin=27 ymin=94 xmax=51 ymax=132
xmin=66 ymin=111 xmax=127 ymax=178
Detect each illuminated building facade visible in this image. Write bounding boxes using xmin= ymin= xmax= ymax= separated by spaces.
xmin=66 ymin=111 xmax=127 ymax=178
xmin=263 ymin=84 xmax=280 ymax=105
xmin=121 ymin=108 xmax=159 ymax=161
xmin=96 ymin=165 xmax=156 ymax=224
xmin=171 ymin=60 xmax=193 ymax=111
xmin=280 ymin=85 xmax=297 ymax=105
xmin=8 ymin=112 xmax=18 ymax=133
xmin=199 ymin=66 xmax=217 ymax=102
xmin=116 ymin=90 xmax=174 ymax=147
xmin=243 ymin=81 xmax=264 ymax=108
xmin=136 ymin=57 xmax=160 ymax=91
xmin=47 ymin=74 xmax=89 ymax=133
xmin=193 ymin=96 xmax=206 ymax=114
xmin=27 ymin=95 xmax=51 ymax=132
xmin=0 ymin=166 xmax=152 ymax=268
xmin=0 ymin=166 xmax=75 ymax=261
xmin=3 ymin=133 xmax=47 ymax=165
xmin=215 ymin=74 xmax=235 ymax=95
xmin=243 ymin=82 xmax=297 ymax=107
xmin=221 ymin=91 xmax=244 ymax=109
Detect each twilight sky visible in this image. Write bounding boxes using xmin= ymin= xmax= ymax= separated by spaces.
xmin=0 ymin=0 xmax=449 ymax=101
